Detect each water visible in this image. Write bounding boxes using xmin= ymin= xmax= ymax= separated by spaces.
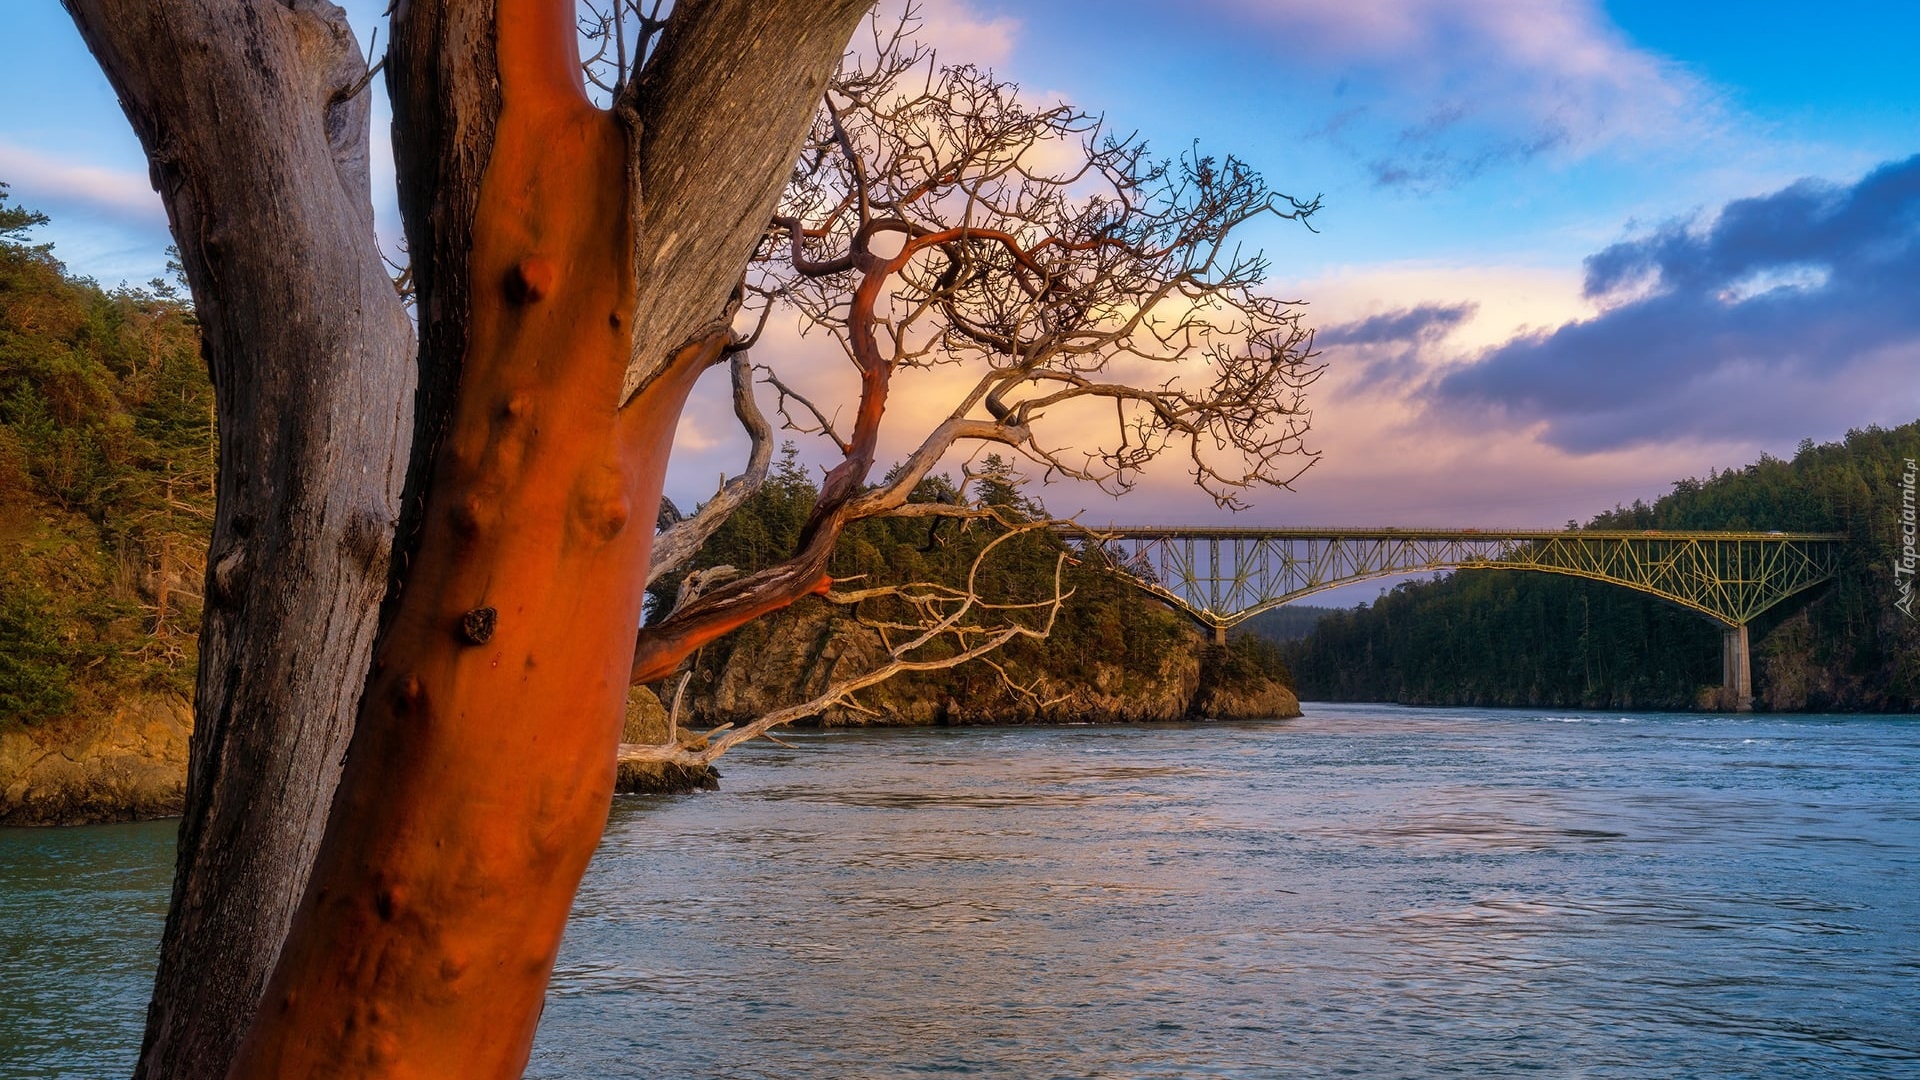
xmin=0 ymin=819 xmax=173 ymax=1078
xmin=4 ymin=705 xmax=1919 ymax=1078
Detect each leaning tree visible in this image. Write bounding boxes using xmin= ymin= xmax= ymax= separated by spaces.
xmin=59 ymin=1 xmax=1318 ymax=1076
xmin=626 ymin=19 xmax=1323 ymax=764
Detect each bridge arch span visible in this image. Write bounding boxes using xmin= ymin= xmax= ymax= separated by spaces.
xmin=1086 ymin=527 xmax=1843 ymax=711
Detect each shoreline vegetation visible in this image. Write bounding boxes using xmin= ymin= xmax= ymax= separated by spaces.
xmin=0 ymin=190 xmax=211 ymax=826
xmin=0 ymin=199 xmax=1298 ymax=825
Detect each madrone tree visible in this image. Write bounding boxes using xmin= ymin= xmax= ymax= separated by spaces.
xmin=626 ymin=21 xmax=1322 ymax=765
xmin=60 ymin=2 xmax=1317 ymax=1077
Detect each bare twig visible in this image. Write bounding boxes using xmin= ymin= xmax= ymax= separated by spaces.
xmin=625 ymin=9 xmax=1322 ymax=694
xmin=620 ymin=521 xmax=1071 ymax=766
xmin=649 ymin=352 xmax=775 ymax=584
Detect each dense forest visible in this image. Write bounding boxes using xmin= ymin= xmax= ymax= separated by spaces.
xmin=1284 ymin=425 xmax=1920 ymax=711
xmin=650 ymin=450 xmax=1294 ymax=724
xmin=0 ymin=187 xmax=212 ymax=730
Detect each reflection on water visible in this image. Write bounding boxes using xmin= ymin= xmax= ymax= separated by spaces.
xmin=533 ymin=707 xmax=1920 ymax=1079
xmin=4 ymin=706 xmax=1918 ymax=1078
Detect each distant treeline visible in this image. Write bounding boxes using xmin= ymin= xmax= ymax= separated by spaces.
xmin=1237 ymin=604 xmax=1339 ymax=643
xmin=1282 ymin=424 xmax=1920 ymax=711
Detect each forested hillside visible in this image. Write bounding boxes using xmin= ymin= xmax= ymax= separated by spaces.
xmin=651 ymin=452 xmax=1297 ymax=725
xmin=1238 ymin=604 xmax=1339 ymax=643
xmin=0 ymin=187 xmax=212 ymax=730
xmin=1284 ymin=425 xmax=1920 ymax=711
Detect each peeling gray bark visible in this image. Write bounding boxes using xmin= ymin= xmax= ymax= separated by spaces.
xmin=649 ymin=352 xmax=775 ymax=584
xmin=620 ymin=0 xmax=874 ymax=401
xmin=60 ymin=3 xmax=413 ymax=1077
xmin=385 ymin=0 xmax=500 ymax=605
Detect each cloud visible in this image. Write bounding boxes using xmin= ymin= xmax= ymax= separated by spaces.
xmin=862 ymin=0 xmax=1018 ymax=69
xmin=1203 ymin=0 xmax=1709 ymax=189
xmin=0 ymin=141 xmax=163 ymax=225
xmin=912 ymin=0 xmax=1019 ymax=68
xmin=1311 ymin=301 xmax=1479 ymax=392
xmin=1437 ymin=153 xmax=1920 ymax=451
xmin=1318 ymin=302 xmax=1476 ymax=347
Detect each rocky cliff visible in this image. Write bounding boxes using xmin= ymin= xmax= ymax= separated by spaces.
xmin=0 ymin=693 xmax=191 ymax=826
xmin=678 ymin=598 xmax=1300 ymax=729
xmin=615 ymin=685 xmax=720 ymax=795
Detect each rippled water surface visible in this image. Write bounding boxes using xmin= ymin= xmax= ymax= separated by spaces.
xmin=6 ymin=705 xmax=1920 ymax=1078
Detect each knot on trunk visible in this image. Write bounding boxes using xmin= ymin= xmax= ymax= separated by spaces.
xmin=460 ymin=606 xmax=498 ymax=645
xmin=505 ymin=257 xmax=554 ymax=303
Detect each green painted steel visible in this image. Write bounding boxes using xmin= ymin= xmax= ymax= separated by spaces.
xmin=1086 ymin=528 xmax=1845 ymax=632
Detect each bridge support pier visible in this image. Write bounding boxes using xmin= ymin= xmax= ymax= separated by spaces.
xmin=1212 ymin=623 xmax=1228 ymax=647
xmin=1721 ymin=624 xmax=1753 ymax=713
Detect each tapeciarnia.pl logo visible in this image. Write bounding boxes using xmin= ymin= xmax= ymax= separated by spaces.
xmin=1898 ymin=457 xmax=1917 ymax=619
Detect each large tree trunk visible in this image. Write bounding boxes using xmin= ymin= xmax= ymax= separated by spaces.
xmin=233 ymin=1 xmax=869 ymax=1072
xmin=68 ymin=0 xmax=870 ymax=1076
xmin=60 ymin=3 xmax=415 ymax=1076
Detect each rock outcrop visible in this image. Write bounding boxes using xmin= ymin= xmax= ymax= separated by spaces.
xmin=680 ymin=600 xmax=1300 ymax=729
xmin=1189 ymin=644 xmax=1303 ymax=721
xmin=614 ymin=685 xmax=720 ymax=795
xmin=0 ymin=693 xmax=192 ymax=826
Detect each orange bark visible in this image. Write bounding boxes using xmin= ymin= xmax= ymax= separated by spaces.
xmin=630 ymin=567 xmax=833 ymax=684
xmin=226 ymin=2 xmax=694 ymax=1074
xmin=627 ymin=244 xmax=907 ymax=684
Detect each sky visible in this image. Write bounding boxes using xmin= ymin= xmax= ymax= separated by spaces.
xmin=5 ymin=2 xmax=1918 ymax=604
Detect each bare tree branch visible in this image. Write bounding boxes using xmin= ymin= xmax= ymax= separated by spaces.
xmin=621 ymin=520 xmax=1070 ymax=765
xmin=648 ymin=351 xmax=774 ymax=585
xmin=626 ymin=9 xmax=1324 ymax=691
xmin=746 ymin=30 xmax=1323 ymax=509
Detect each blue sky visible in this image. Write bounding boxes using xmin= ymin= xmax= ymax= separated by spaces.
xmin=6 ymin=1 xmax=1918 ymax=590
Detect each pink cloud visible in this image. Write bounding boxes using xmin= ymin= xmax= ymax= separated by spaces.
xmin=859 ymin=0 xmax=1020 ymax=69
xmin=0 ymin=141 xmax=163 ymax=225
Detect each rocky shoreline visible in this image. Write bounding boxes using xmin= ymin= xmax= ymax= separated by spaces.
xmin=0 ymin=693 xmax=192 ymax=827
xmin=678 ymin=599 xmax=1299 ymax=731
xmin=3 ymin=633 xmax=1299 ymax=825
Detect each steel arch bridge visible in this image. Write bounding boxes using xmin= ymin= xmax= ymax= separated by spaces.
xmin=1084 ymin=527 xmax=1845 ymax=710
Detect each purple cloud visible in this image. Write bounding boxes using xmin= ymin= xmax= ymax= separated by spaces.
xmin=1319 ymin=302 xmax=1477 ymax=346
xmin=1437 ymin=153 xmax=1920 ymax=451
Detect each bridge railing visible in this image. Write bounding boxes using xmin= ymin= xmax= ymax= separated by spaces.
xmin=1072 ymin=526 xmax=1845 ymax=627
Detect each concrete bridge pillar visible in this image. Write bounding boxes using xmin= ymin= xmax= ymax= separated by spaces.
xmin=1721 ymin=623 xmax=1753 ymax=713
xmin=1212 ymin=623 xmax=1228 ymax=647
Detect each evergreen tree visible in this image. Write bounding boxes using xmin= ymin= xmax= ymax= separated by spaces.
xmin=0 ymin=187 xmax=214 ymax=728
xmin=1284 ymin=425 xmax=1920 ymax=711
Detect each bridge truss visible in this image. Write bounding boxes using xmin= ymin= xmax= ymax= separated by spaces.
xmin=1085 ymin=527 xmax=1844 ymax=710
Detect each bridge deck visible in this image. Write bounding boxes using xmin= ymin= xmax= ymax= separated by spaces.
xmin=1077 ymin=525 xmax=1846 ymax=713
xmin=1080 ymin=526 xmax=1844 ymax=627
xmin=1082 ymin=526 xmax=1846 ymax=541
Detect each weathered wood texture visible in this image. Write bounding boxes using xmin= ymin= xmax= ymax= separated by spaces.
xmin=386 ymin=0 xmax=501 ymax=607
xmin=58 ymin=2 xmax=416 ymax=1078
xmin=620 ymin=0 xmax=874 ymax=400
